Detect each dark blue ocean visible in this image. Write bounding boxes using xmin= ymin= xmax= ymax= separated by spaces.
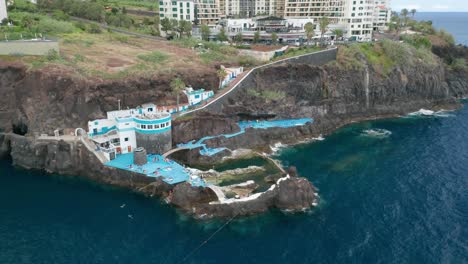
xmin=414 ymin=12 xmax=468 ymax=45
xmin=1 ymin=105 xmax=467 ymax=263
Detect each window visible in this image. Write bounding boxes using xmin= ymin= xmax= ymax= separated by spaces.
xmin=125 ymin=123 xmax=129 ymax=126
xmin=155 ymin=124 xmax=160 ymax=129
xmin=166 ymin=122 xmax=170 ymax=126
xmin=137 ymin=124 xmax=141 ymax=128
xmin=173 ymin=14 xmax=177 ymax=17
xmin=148 ymin=125 xmax=153 ymax=129
xmin=148 ymin=107 xmax=153 ymax=112
xmin=141 ymin=125 xmax=147 ymax=129
xmin=172 ymin=1 xmax=176 ymax=4
xmin=124 ymin=137 xmax=129 ymax=142
xmin=186 ymin=2 xmax=190 ymax=7
xmin=161 ymin=123 xmax=165 ymax=128
xmin=195 ymin=94 xmax=200 ymax=99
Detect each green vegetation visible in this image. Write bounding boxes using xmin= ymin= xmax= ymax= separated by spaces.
xmin=304 ymin=22 xmax=314 ymax=44
xmin=273 ymin=46 xmax=322 ymax=61
xmin=0 ymin=11 xmax=80 ymax=40
xmin=336 ymin=40 xmax=438 ymax=75
xmin=253 ymin=31 xmax=260 ymax=44
xmin=450 ymin=58 xmax=467 ymax=71
xmin=319 ymin=16 xmax=330 ymax=43
xmin=271 ymin=32 xmax=278 ymax=44
xmin=170 ymin=78 xmax=185 ymax=111
xmin=172 ymin=37 xmax=260 ymax=66
xmin=137 ymin=51 xmax=169 ymax=64
xmin=400 ymin=35 xmax=432 ymax=49
xmin=247 ymin=88 xmax=286 ymax=102
xmin=201 ymin=24 xmax=211 ymax=41
xmin=217 ymin=27 xmax=228 ymax=41
xmin=160 ymin=17 xmax=191 ymax=38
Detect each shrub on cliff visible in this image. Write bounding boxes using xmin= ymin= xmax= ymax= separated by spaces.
xmin=336 ymin=40 xmax=438 ymax=75
xmin=137 ymin=51 xmax=169 ymax=64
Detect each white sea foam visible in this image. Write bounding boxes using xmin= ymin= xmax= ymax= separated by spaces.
xmin=312 ymin=135 xmax=325 ymax=141
xmin=361 ymin=129 xmax=392 ymax=138
xmin=407 ymin=109 xmax=455 ymax=118
xmin=270 ymin=142 xmax=286 ymax=153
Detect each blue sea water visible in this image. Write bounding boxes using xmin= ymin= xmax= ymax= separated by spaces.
xmin=414 ymin=12 xmax=468 ymax=45
xmin=1 ymin=105 xmax=467 ymax=263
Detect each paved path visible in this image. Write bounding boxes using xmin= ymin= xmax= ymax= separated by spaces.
xmin=36 ymin=134 xmax=108 ymax=164
xmin=207 ymin=185 xmax=226 ymax=201
xmin=175 ymin=48 xmax=338 ymax=119
xmin=162 ymin=146 xmax=193 ymax=158
xmin=70 ymin=17 xmax=165 ymax=41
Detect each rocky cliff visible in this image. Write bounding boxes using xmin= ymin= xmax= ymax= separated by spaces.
xmin=0 ymin=63 xmax=218 ymax=135
xmin=0 ymin=44 xmax=467 ymax=218
xmin=175 ymin=45 xmax=468 ymax=154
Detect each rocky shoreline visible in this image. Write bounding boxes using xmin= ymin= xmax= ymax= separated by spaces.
xmin=0 ymin=44 xmax=467 ymax=219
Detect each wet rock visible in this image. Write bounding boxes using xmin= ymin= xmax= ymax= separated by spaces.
xmin=275 ymin=177 xmax=317 ymax=211
xmin=288 ymin=166 xmax=298 ymax=177
xmin=171 ymin=182 xmax=218 ymax=208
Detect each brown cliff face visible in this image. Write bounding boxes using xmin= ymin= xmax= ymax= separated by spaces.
xmin=0 ymin=62 xmax=218 ymax=135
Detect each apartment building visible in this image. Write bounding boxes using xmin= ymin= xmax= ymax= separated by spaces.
xmin=194 ymin=0 xmax=221 ymax=24
xmin=159 ymin=0 xmax=195 ymax=21
xmin=344 ymin=0 xmax=374 ymax=41
xmin=0 ymin=0 xmax=7 ymax=22
xmin=220 ymin=0 xmax=276 ymax=18
xmin=280 ymin=0 xmax=390 ymax=41
xmin=372 ymin=0 xmax=391 ymax=31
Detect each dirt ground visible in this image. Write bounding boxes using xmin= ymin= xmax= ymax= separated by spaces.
xmin=57 ymin=33 xmax=211 ymax=76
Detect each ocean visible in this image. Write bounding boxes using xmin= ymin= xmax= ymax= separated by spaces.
xmin=414 ymin=12 xmax=468 ymax=45
xmin=1 ymin=14 xmax=468 ymax=264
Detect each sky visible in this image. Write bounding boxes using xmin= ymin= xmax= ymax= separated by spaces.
xmin=392 ymin=0 xmax=468 ymax=12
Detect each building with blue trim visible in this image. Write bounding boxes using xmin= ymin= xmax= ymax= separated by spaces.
xmin=87 ymin=103 xmax=172 ymax=160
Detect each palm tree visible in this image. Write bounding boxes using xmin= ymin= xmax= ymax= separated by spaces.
xmin=333 ymin=29 xmax=344 ymax=40
xmin=410 ymin=9 xmax=417 ymax=17
xmin=304 ymin=22 xmax=314 ymax=46
xmin=319 ymin=16 xmax=330 ymax=45
xmin=170 ymin=78 xmax=185 ymax=112
xmin=271 ymin=32 xmax=278 ymax=44
xmin=217 ymin=68 xmax=227 ymax=89
xmin=401 ymin=9 xmax=409 ymax=26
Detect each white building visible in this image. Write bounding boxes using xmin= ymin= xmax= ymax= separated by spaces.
xmin=159 ymin=0 xmax=195 ymax=21
xmin=183 ymin=87 xmax=215 ymax=105
xmin=372 ymin=0 xmax=391 ymax=31
xmin=343 ymin=0 xmax=374 ymax=41
xmin=88 ymin=104 xmax=172 ymax=160
xmin=224 ymin=17 xmax=316 ymax=43
xmin=220 ymin=66 xmax=243 ymax=87
xmin=0 ymin=0 xmax=7 ymax=22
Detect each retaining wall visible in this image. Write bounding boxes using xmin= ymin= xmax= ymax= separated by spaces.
xmin=203 ymin=48 xmax=338 ymax=113
xmin=0 ymin=40 xmax=59 ymax=55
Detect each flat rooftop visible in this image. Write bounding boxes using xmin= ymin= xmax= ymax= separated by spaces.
xmin=135 ymin=112 xmax=170 ymax=120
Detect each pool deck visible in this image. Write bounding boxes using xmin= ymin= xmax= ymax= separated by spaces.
xmin=105 ymin=118 xmax=313 ymax=188
xmin=177 ymin=118 xmax=313 ymax=157
xmin=105 ymin=153 xmax=205 ymax=187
